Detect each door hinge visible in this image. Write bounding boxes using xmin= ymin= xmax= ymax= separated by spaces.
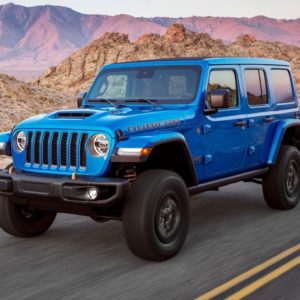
xmin=203 ymin=154 xmax=213 ymax=164
xmin=248 ymin=119 xmax=255 ymax=127
xmin=202 ymin=124 xmax=212 ymax=135
xmin=248 ymin=146 xmax=256 ymax=155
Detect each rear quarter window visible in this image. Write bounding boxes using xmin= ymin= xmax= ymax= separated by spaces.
xmin=271 ymin=69 xmax=294 ymax=103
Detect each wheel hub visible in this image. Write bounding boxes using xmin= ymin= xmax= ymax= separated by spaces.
xmin=156 ymin=195 xmax=181 ymax=242
xmin=20 ymin=206 xmax=38 ymax=219
xmin=286 ymin=161 xmax=299 ymax=196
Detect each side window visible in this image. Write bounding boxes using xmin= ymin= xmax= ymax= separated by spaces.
xmin=271 ymin=69 xmax=293 ymax=103
xmin=206 ymin=70 xmax=238 ymax=109
xmin=244 ymin=69 xmax=268 ymax=106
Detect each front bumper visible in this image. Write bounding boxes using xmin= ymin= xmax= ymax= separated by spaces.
xmin=0 ymin=170 xmax=129 ymax=207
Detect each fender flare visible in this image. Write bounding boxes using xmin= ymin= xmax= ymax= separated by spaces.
xmin=0 ymin=132 xmax=11 ymax=156
xmin=111 ymin=131 xmax=197 ymax=186
xmin=0 ymin=132 xmax=11 ymax=143
xmin=267 ymin=119 xmax=300 ymax=165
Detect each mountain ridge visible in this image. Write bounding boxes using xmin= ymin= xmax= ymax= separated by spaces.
xmin=1 ymin=3 xmax=300 ymax=79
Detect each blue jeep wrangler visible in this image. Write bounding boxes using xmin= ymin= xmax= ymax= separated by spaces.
xmin=0 ymin=57 xmax=300 ymax=261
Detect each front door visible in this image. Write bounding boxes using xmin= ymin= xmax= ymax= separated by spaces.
xmin=198 ymin=67 xmax=248 ymax=181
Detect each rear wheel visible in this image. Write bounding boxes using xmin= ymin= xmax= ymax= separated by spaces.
xmin=263 ymin=145 xmax=300 ymax=210
xmin=0 ymin=196 xmax=57 ymax=237
xmin=123 ymin=169 xmax=190 ymax=261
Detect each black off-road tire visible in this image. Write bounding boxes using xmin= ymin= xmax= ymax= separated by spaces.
xmin=123 ymin=169 xmax=190 ymax=261
xmin=0 ymin=195 xmax=57 ymax=237
xmin=0 ymin=162 xmax=56 ymax=237
xmin=263 ymin=145 xmax=300 ymax=210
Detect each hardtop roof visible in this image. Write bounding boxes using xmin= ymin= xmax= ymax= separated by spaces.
xmin=107 ymin=57 xmax=289 ymax=67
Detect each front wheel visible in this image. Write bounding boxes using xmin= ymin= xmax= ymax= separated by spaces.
xmin=0 ymin=195 xmax=57 ymax=237
xmin=263 ymin=145 xmax=300 ymax=210
xmin=123 ymin=170 xmax=190 ymax=261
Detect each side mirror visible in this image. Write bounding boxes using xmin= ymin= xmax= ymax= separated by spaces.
xmin=210 ymin=89 xmax=230 ymax=109
xmin=77 ymin=91 xmax=87 ymax=108
xmin=204 ymin=89 xmax=231 ymax=115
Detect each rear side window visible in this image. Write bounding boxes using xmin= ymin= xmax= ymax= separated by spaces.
xmin=271 ymin=69 xmax=293 ymax=103
xmin=244 ymin=69 xmax=268 ymax=105
xmin=206 ymin=70 xmax=238 ymax=108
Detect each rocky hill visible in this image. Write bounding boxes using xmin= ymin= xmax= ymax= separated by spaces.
xmin=36 ymin=24 xmax=300 ymax=99
xmin=0 ymin=74 xmax=72 ymax=131
xmin=2 ymin=3 xmax=300 ymax=79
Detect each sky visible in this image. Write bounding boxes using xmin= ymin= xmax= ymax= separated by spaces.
xmin=0 ymin=0 xmax=300 ymax=19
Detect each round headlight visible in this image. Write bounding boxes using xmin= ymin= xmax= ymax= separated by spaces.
xmin=14 ymin=131 xmax=27 ymax=152
xmin=88 ymin=134 xmax=109 ymax=157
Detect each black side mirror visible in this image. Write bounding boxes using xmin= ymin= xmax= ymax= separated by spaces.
xmin=77 ymin=91 xmax=87 ymax=108
xmin=210 ymin=89 xmax=230 ymax=109
xmin=204 ymin=89 xmax=231 ymax=115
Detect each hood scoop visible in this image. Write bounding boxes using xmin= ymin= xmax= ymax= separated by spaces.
xmin=54 ymin=111 xmax=95 ymax=119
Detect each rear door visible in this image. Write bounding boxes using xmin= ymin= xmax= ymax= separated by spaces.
xmin=241 ymin=67 xmax=273 ymax=168
xmin=242 ymin=66 xmax=297 ymax=169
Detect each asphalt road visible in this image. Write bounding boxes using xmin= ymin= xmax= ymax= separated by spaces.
xmin=0 ymin=181 xmax=299 ymax=299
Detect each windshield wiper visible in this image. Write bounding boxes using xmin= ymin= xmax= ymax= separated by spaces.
xmin=125 ymin=99 xmax=161 ymax=108
xmin=88 ymin=98 xmax=121 ymax=108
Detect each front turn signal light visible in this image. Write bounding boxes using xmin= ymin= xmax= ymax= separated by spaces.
xmin=117 ymin=147 xmax=152 ymax=157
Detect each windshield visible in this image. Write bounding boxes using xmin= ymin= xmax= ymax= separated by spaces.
xmin=87 ymin=65 xmax=201 ymax=104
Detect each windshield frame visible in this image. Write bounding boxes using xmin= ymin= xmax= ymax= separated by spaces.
xmin=86 ymin=65 xmax=202 ymax=105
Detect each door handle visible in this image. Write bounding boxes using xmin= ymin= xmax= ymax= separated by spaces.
xmin=263 ymin=116 xmax=274 ymax=123
xmin=234 ymin=120 xmax=247 ymax=127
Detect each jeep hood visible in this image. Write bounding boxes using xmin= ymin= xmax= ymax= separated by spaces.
xmin=15 ymin=106 xmax=192 ymax=138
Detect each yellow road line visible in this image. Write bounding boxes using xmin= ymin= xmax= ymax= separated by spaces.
xmin=196 ymin=244 xmax=300 ymax=300
xmin=226 ymin=256 xmax=300 ymax=300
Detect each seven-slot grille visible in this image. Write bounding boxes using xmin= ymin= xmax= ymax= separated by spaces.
xmin=26 ymin=131 xmax=88 ymax=170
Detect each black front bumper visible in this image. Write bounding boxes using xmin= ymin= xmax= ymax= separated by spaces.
xmin=0 ymin=170 xmax=129 ymax=207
